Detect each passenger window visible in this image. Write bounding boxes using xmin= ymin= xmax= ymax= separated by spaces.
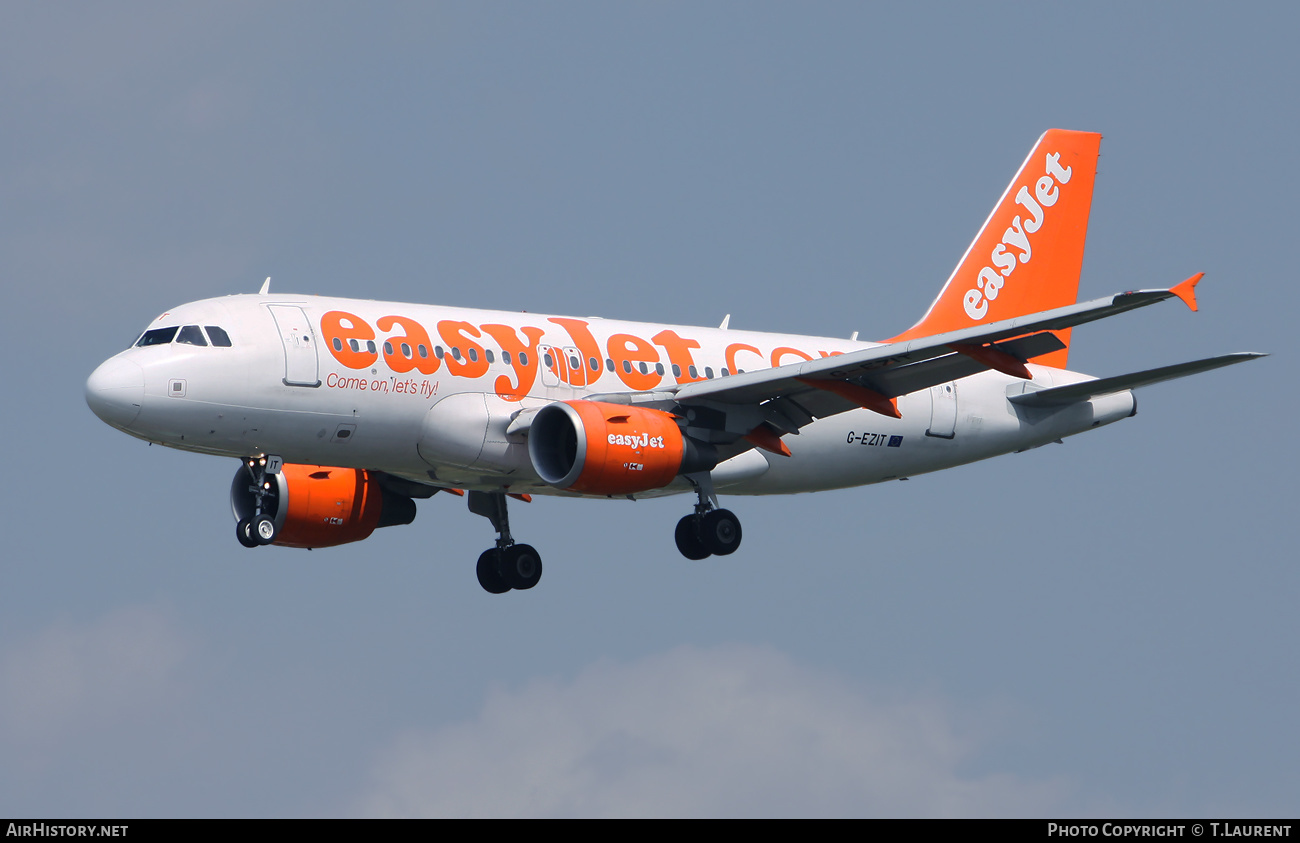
xmin=485 ymin=349 xmax=495 ymax=364
xmin=205 ymin=326 xmax=231 ymax=347
xmin=137 ymin=327 xmax=178 ymax=347
xmin=502 ymin=351 xmax=512 ymax=366
xmin=177 ymin=326 xmax=208 ymax=346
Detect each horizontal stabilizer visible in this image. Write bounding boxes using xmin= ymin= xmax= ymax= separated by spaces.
xmin=1008 ymin=353 xmax=1266 ymax=407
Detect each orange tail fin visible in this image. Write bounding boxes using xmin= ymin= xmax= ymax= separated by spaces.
xmin=890 ymin=129 xmax=1102 ymax=368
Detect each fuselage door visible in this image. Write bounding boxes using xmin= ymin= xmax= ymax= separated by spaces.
xmin=536 ymin=344 xmax=584 ymax=398
xmin=267 ymin=305 xmax=321 ymax=387
xmin=926 ymin=382 xmax=957 ymax=439
xmin=538 ymin=344 xmax=560 ymax=388
xmin=561 ymin=347 xmax=587 ymax=388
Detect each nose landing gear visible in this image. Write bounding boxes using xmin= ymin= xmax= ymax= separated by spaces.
xmin=235 ymin=455 xmax=282 ymax=548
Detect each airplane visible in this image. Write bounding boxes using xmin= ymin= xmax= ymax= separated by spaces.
xmin=85 ymin=129 xmax=1264 ymax=594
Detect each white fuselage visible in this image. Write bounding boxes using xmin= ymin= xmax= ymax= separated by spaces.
xmin=85 ymin=293 xmax=1134 ymax=499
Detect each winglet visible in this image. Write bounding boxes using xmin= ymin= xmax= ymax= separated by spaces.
xmin=259 ymin=277 xmax=271 ymax=295
xmin=1169 ymin=272 xmax=1203 ymax=312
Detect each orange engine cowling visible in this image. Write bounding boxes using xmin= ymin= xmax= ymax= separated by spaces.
xmin=230 ymin=464 xmax=416 ymax=548
xmin=528 ymin=401 xmax=714 ymax=496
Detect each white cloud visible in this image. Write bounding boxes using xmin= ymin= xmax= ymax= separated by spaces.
xmin=0 ymin=605 xmax=187 ymax=747
xmin=358 ymin=644 xmax=1066 ymax=817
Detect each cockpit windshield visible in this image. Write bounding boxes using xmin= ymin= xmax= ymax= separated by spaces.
xmin=176 ymin=325 xmax=207 ymax=346
xmin=134 ymin=325 xmax=233 ymax=349
xmin=136 ymin=327 xmax=178 ymax=347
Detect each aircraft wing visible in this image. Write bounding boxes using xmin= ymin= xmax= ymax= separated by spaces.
xmin=652 ymin=278 xmax=1211 ymax=442
xmin=670 ymin=281 xmax=1196 ymax=418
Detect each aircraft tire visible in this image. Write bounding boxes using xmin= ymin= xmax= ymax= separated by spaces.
xmin=236 ymin=519 xmax=259 ymax=548
xmin=502 ymin=544 xmax=543 ymax=590
xmin=252 ymin=514 xmax=278 ymax=546
xmin=702 ymin=509 xmax=742 ymax=556
xmin=674 ymin=515 xmax=711 ymax=560
xmin=476 ymin=549 xmax=511 ymax=594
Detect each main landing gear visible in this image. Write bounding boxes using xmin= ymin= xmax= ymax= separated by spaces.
xmin=236 ymin=455 xmax=282 ymax=548
xmin=674 ymin=473 xmax=742 ymax=560
xmin=469 ymin=491 xmax=542 ymax=594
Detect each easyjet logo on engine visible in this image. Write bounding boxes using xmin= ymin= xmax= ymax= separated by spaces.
xmin=963 ymin=151 xmax=1073 ymax=320
xmin=608 ymin=433 xmax=667 ymax=449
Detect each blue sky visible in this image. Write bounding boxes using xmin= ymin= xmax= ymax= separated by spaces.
xmin=1 ymin=2 xmax=1295 ymax=817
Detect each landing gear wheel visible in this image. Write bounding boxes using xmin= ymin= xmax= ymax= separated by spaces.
xmin=702 ymin=509 xmax=742 ymax=556
xmin=476 ymin=549 xmax=510 ymax=594
xmin=501 ymin=544 xmax=543 ymax=590
xmin=252 ymin=514 xmax=278 ymax=546
xmin=675 ymin=515 xmax=711 ymax=560
xmin=236 ymin=518 xmax=259 ymax=548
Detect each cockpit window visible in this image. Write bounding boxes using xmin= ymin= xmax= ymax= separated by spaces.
xmin=205 ymin=326 xmax=232 ymax=347
xmin=176 ymin=325 xmax=208 ymax=346
xmin=137 ymin=327 xmax=178 ymax=347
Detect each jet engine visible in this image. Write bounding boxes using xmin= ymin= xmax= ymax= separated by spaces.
xmin=230 ymin=463 xmax=416 ymax=548
xmin=527 ymin=400 xmax=717 ymax=496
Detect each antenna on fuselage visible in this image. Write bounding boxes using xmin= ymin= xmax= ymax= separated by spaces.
xmin=849 ymin=331 xmax=859 ymax=341
xmin=258 ymin=277 xmax=271 ymax=295
xmin=719 ymin=314 xmax=731 ymax=329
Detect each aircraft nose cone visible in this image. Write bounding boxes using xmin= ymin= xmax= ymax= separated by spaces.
xmin=86 ymin=357 xmax=144 ymax=428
